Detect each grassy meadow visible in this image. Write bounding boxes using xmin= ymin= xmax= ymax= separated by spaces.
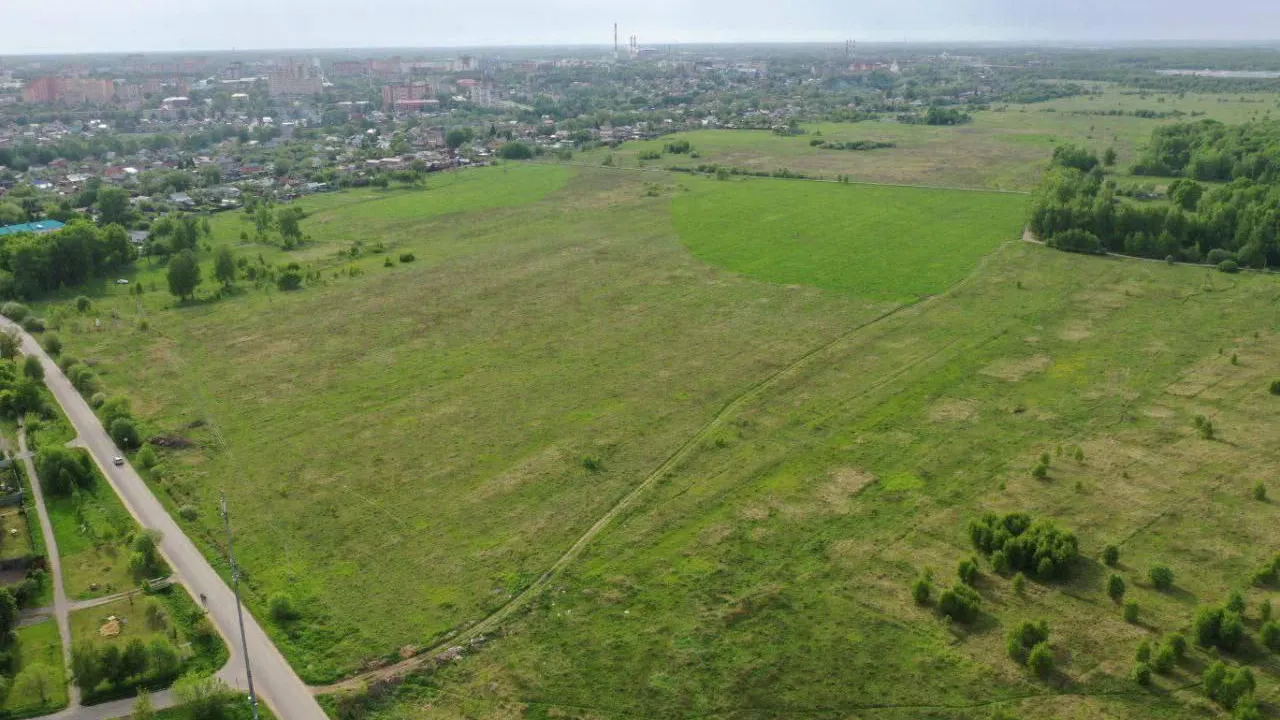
xmin=4 ymin=620 xmax=69 ymax=715
xmin=25 ymin=86 xmax=1280 ymax=719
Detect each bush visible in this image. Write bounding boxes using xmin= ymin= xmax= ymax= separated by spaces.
xmin=1253 ymin=482 xmax=1267 ymax=501
xmin=938 ymin=584 xmax=981 ymax=622
xmin=1270 ymin=379 xmax=1280 ymax=395
xmin=268 ymin=593 xmax=298 ymax=623
xmin=1261 ymin=599 xmax=1273 ymax=623
xmin=1194 ymin=605 xmax=1244 ymax=651
xmin=1046 ymin=228 xmax=1103 ymax=254
xmin=1006 ymin=620 xmax=1050 ymax=665
xmin=40 ymin=332 xmax=61 ymax=356
xmin=276 ymin=263 xmax=303 ymax=291
xmin=90 ymin=392 xmax=106 ymax=408
xmin=968 ymin=512 xmax=1078 ymax=579
xmin=1107 ymin=573 xmax=1126 ymax=602
xmin=1135 ymin=639 xmax=1151 ymax=663
xmin=911 ymin=576 xmax=931 ymax=604
xmin=1 ymin=302 xmax=29 ymax=321
xmin=109 ymin=418 xmax=141 ymax=450
xmin=75 ymin=296 xmax=91 ymax=312
xmin=1218 ymin=259 xmax=1240 ymax=273
xmin=1153 ymin=644 xmax=1176 ymax=674
xmin=1165 ymin=631 xmax=1187 ymax=660
xmin=21 ymin=316 xmax=44 ymax=332
xmin=1132 ymin=661 xmax=1152 ymax=685
xmin=1103 ymin=544 xmax=1120 ymax=566
xmin=1027 ymin=642 xmax=1053 ymax=678
xmin=1260 ymin=620 xmax=1280 ymax=652
xmin=1012 ymin=572 xmax=1027 ymax=595
xmin=398 ymin=253 xmax=415 ymax=263
xmin=1207 ymin=248 xmax=1235 ymax=264
xmin=1227 ymin=590 xmax=1245 ymax=614
xmin=957 ymin=558 xmax=979 ymax=585
xmin=1124 ymin=600 xmax=1140 ymax=623
xmin=1149 ymin=565 xmax=1174 ymax=590
xmin=497 ymin=141 xmax=534 ymax=160
xmin=1250 ymin=554 xmax=1280 ymax=586
xmin=179 ymin=505 xmax=198 ymax=522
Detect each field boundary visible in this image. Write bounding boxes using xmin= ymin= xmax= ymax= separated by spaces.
xmin=535 ymin=160 xmax=1032 ymax=196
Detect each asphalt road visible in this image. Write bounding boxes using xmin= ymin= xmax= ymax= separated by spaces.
xmin=2 ymin=317 xmax=327 ymax=720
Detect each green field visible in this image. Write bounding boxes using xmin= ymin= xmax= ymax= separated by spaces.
xmin=30 ymin=87 xmax=1280 ymax=719
xmin=673 ymin=178 xmax=1026 ymax=300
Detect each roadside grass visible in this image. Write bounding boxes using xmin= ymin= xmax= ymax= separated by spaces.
xmin=40 ymin=169 xmax=891 ymax=682
xmin=4 ymin=620 xmax=69 ymax=715
xmin=44 ymin=473 xmax=145 ymax=600
xmin=0 ymin=506 xmax=34 ymax=562
xmin=672 ymin=176 xmax=1026 ymax=301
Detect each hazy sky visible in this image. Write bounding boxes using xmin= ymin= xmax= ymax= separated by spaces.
xmin=6 ymin=0 xmax=1280 ymax=55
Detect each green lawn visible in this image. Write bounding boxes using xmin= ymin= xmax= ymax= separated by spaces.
xmin=672 ymin=177 xmax=1027 ymax=300
xmin=0 ymin=506 xmax=34 ymax=562
xmin=45 ymin=470 xmax=148 ymax=600
xmin=4 ymin=620 xmax=69 ymax=715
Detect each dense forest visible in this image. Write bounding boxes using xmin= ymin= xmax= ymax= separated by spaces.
xmin=1028 ymin=120 xmax=1280 ymax=267
xmin=0 ymin=220 xmax=137 ymax=298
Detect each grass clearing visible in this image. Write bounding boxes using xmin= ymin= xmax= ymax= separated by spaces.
xmin=672 ymin=177 xmax=1026 ymax=300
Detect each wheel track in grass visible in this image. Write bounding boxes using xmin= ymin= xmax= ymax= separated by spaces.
xmin=314 ymin=242 xmax=1018 ymax=694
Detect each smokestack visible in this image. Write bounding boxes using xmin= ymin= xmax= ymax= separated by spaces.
xmin=614 ymin=23 xmax=618 ymax=55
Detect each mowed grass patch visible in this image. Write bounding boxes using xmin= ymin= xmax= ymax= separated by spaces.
xmin=672 ymin=177 xmax=1026 ymax=300
xmin=4 ymin=620 xmax=69 ymax=715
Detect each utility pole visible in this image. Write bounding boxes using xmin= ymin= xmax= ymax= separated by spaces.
xmin=221 ymin=492 xmax=260 ymax=720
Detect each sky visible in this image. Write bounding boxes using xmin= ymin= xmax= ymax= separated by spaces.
xmin=6 ymin=0 xmax=1280 ymax=55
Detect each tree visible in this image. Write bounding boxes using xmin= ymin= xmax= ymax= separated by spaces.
xmin=1124 ymin=599 xmax=1140 ymax=623
xmin=0 ymin=329 xmax=20 ymax=359
xmin=445 ymin=127 xmax=474 ymax=150
xmin=1253 ymin=482 xmax=1267 ymax=501
xmin=23 ymin=355 xmax=43 ymax=381
xmin=0 ymin=587 xmax=17 ymax=634
xmin=1153 ymin=644 xmax=1176 ymax=673
xmin=1103 ymin=544 xmax=1120 ymax=566
xmin=1006 ymin=619 xmax=1050 ymax=665
xmin=498 ymin=141 xmax=534 ymax=160
xmin=96 ymin=186 xmax=132 ymax=227
xmin=213 ymin=246 xmax=236 ymax=287
xmin=70 ymin=643 xmax=104 ymax=692
xmin=75 ymin=295 xmax=92 ymax=312
xmin=101 ymin=644 xmax=128 ymax=686
xmin=121 ymin=637 xmax=149 ymax=679
xmin=269 ymin=592 xmax=298 ymax=623
xmin=174 ymin=675 xmax=236 ymax=720
xmin=957 ymin=558 xmax=978 ymax=585
xmin=911 ymin=576 xmax=931 ymax=604
xmin=13 ymin=664 xmax=55 ymax=705
xmin=1260 ymin=620 xmax=1280 ymax=652
xmin=276 ymin=263 xmax=303 ymax=291
xmin=1012 ymin=572 xmax=1027 ymax=595
xmin=110 ymin=417 xmax=141 ymax=449
xmin=148 ymin=639 xmax=181 ymax=680
xmin=1103 ymin=147 xmax=1118 ymax=167
xmin=1227 ymin=590 xmax=1246 ymax=614
xmin=277 ymin=208 xmax=302 ymax=247
xmin=1108 ymin=574 xmax=1126 ymax=602
xmin=938 ymin=584 xmax=981 ymax=622
xmin=137 ymin=444 xmax=158 ymax=470
xmin=167 ymin=249 xmax=201 ymax=300
xmin=35 ymin=447 xmax=93 ymax=496
xmin=41 ymin=332 xmax=62 ymax=356
xmin=1149 ymin=565 xmax=1174 ymax=591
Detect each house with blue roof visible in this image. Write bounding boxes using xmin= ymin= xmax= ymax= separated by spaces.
xmin=0 ymin=220 xmax=66 ymax=238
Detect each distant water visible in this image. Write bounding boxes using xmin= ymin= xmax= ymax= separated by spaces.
xmin=1157 ymin=69 xmax=1280 ymax=79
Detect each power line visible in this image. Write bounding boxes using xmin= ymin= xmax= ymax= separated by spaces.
xmin=221 ymin=491 xmax=260 ymax=720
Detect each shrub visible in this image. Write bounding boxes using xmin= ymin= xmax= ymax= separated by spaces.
xmin=136 ymin=444 xmax=157 ymax=469
xmin=1103 ymin=544 xmax=1120 ymax=566
xmin=1253 ymin=482 xmax=1267 ymax=501
xmin=968 ymin=512 xmax=1078 ymax=579
xmin=1135 ymin=640 xmax=1151 ymax=663
xmin=1261 ymin=599 xmax=1273 ymax=623
xmin=581 ymin=455 xmax=603 ymax=472
xmin=1215 ymin=666 xmax=1255 ymax=710
xmin=911 ymin=576 xmax=931 ymax=605
xmin=1153 ymin=644 xmax=1176 ymax=674
xmin=179 ymin=505 xmax=199 ymax=522
xmin=1107 ymin=573 xmax=1126 ymax=602
xmin=938 ymin=584 xmax=981 ymax=622
xmin=90 ymin=392 xmax=106 ymax=409
xmin=1149 ymin=565 xmax=1174 ymax=591
xmin=1124 ymin=599 xmax=1139 ymax=623
xmin=398 ymin=253 xmax=415 ymax=263
xmin=1006 ymin=620 xmax=1050 ymax=665
xmin=1027 ymin=642 xmax=1053 ymax=678
xmin=1194 ymin=605 xmax=1244 ymax=651
xmin=991 ymin=550 xmax=1010 ymax=574
xmin=276 ymin=263 xmax=303 ymax=291
xmin=1260 ymin=620 xmax=1280 ymax=652
xmin=957 ymin=558 xmax=979 ymax=586
xmin=1226 ymin=590 xmax=1245 ymax=614
xmin=1046 ymin=228 xmax=1103 ymax=254
xmin=1012 ymin=572 xmax=1027 ymax=595
xmin=497 ymin=141 xmax=534 ymax=160
xmin=21 ymin=316 xmax=44 ymax=332
xmin=1165 ymin=631 xmax=1187 ymax=660
xmin=1271 ymin=380 xmax=1280 ymax=396
xmin=40 ymin=332 xmax=61 ymax=356
xmin=1030 ymin=461 xmax=1048 ymax=479
xmin=268 ymin=593 xmax=298 ymax=623
xmin=1193 ymin=414 xmax=1215 ymax=440
xmin=1250 ymin=554 xmax=1280 ymax=586
xmin=1 ymin=302 xmax=29 ymax=321
xmin=75 ymin=296 xmax=91 ymax=312
xmin=1218 ymin=260 xmax=1240 ymax=274
xmin=1132 ymin=661 xmax=1152 ymax=686
xmin=109 ymin=418 xmax=141 ymax=450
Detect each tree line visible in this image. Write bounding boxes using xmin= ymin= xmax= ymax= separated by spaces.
xmin=0 ymin=221 xmax=136 ymax=299
xmin=1028 ymin=121 xmax=1280 ymax=266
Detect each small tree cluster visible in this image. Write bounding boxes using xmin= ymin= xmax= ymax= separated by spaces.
xmin=70 ymin=637 xmax=181 ymax=695
xmin=1149 ymin=565 xmax=1175 ymax=591
xmin=35 ymin=447 xmax=94 ymax=496
xmin=1259 ymin=620 xmax=1280 ymax=652
xmin=968 ymin=512 xmax=1079 ymax=580
xmin=957 ymin=557 xmax=979 ymax=586
xmin=1006 ymin=620 xmax=1050 ymax=666
xmin=1203 ymin=662 xmax=1255 ymax=711
xmin=938 ymin=584 xmax=981 ymax=623
xmin=1249 ymin=553 xmax=1280 ymax=586
xmin=1103 ymin=544 xmax=1120 ymax=566
xmin=1107 ymin=573 xmax=1126 ymax=602
xmin=1194 ymin=604 xmax=1245 ymax=651
xmin=911 ymin=574 xmax=932 ymax=605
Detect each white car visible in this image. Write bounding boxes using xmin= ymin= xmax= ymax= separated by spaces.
xmin=112 ymin=456 xmax=125 ymax=466
xmin=116 ymin=279 xmax=130 ymax=285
